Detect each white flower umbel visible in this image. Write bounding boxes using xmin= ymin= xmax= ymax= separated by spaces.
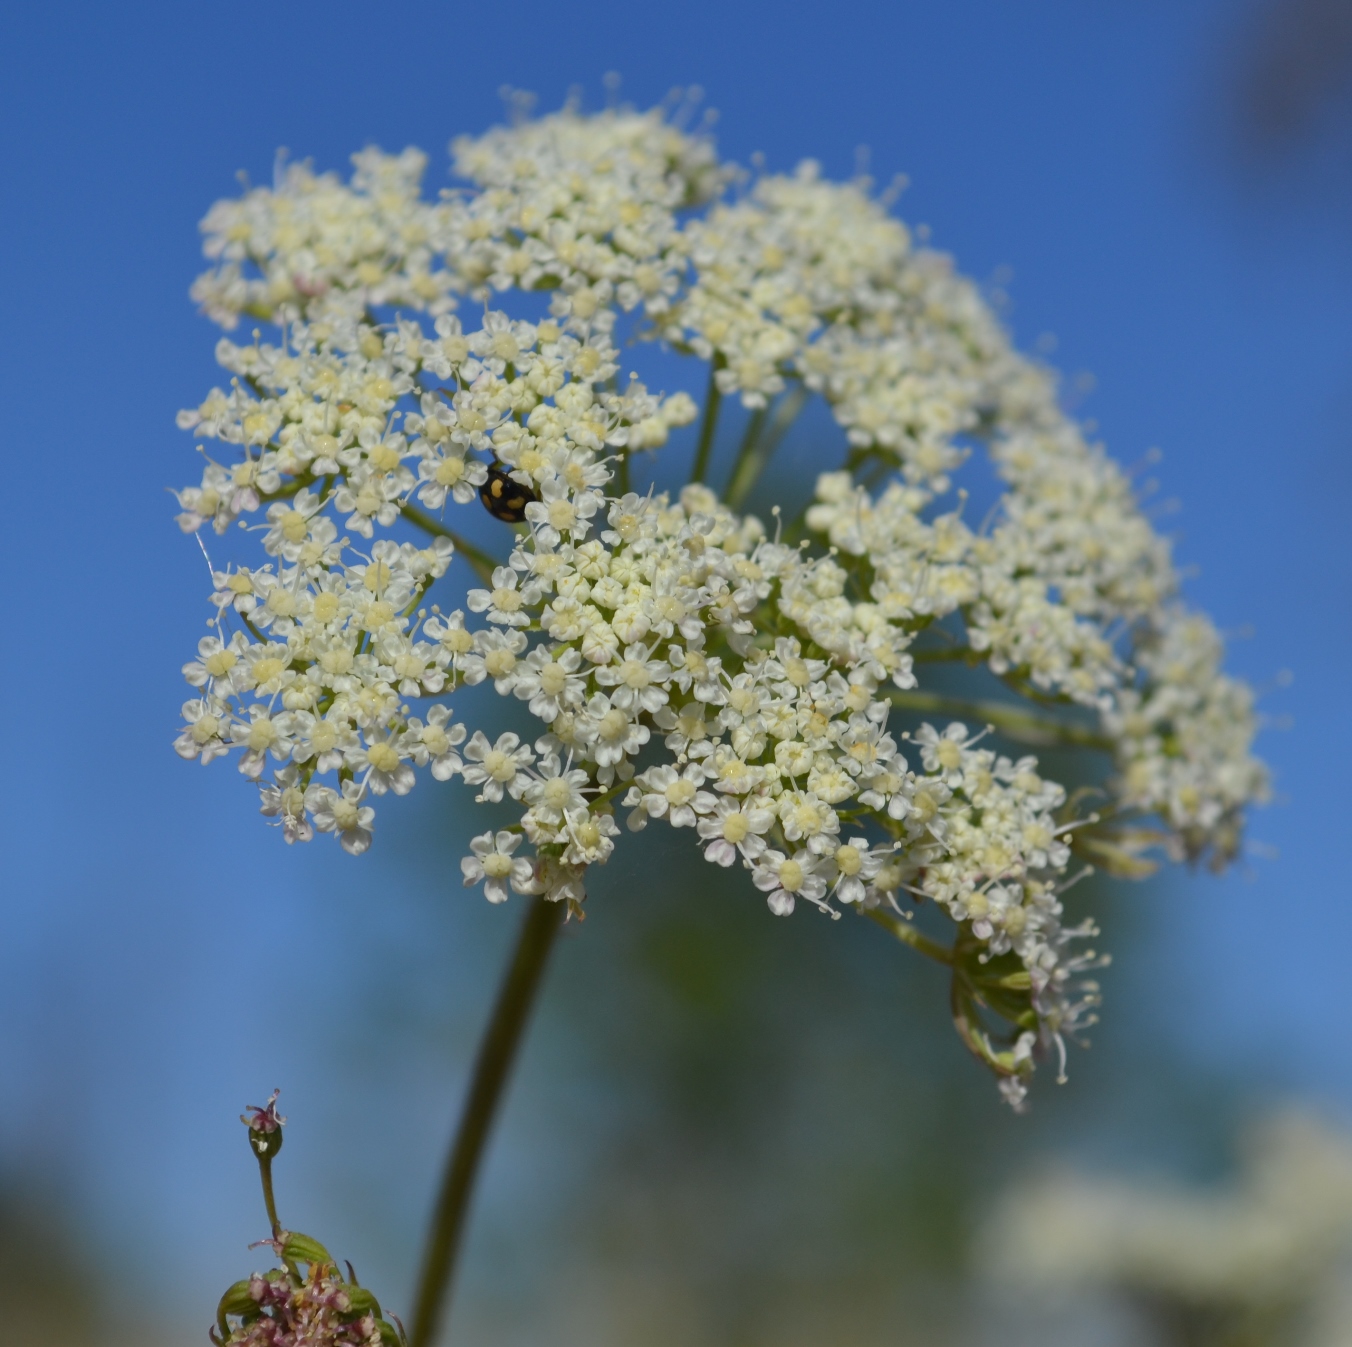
xmin=172 ymin=95 xmax=1268 ymax=1105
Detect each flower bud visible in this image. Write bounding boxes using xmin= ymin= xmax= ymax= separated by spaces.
xmin=241 ymin=1088 xmax=285 ymax=1160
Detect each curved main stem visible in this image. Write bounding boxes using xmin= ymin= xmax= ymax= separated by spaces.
xmin=409 ymin=895 xmax=566 ymax=1347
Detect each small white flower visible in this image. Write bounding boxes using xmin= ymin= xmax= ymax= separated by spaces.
xmin=211 ymin=566 xmax=261 ymax=615
xmin=623 ymin=763 xmax=717 ymax=831
xmin=461 ymin=731 xmax=534 ymax=802
xmin=461 ymin=830 xmax=535 ymax=904
xmin=230 ymin=705 xmax=295 ymax=780
xmin=182 ymin=632 xmax=247 ymax=691
xmin=288 ymin=711 xmax=354 ymax=774
xmin=696 ymin=799 xmax=774 ymax=866
xmin=521 ymin=757 xmax=591 ymax=826
xmin=174 ymin=698 xmax=232 ymax=764
xmin=583 ymin=693 xmax=651 ymax=769
xmin=261 ymin=490 xmax=328 ymax=559
xmin=777 ymin=790 xmax=841 ymax=849
xmin=653 ymin=700 xmax=716 ymax=755
xmin=594 ymin=643 xmax=671 ymax=714
xmin=752 ymin=849 xmax=828 ymax=917
xmin=825 ymin=838 xmax=884 ymax=905
xmin=561 ymin=808 xmax=620 ymax=865
xmin=258 ymin=766 xmax=313 ymax=844
xmin=912 ymin=721 xmax=979 ymax=784
xmin=524 ymin=478 xmax=601 ymax=547
xmin=406 ymin=704 xmax=467 ymax=780
xmin=417 ymin=448 xmax=488 ymax=508
xmin=459 ymin=628 xmax=529 ymax=694
xmin=308 ymin=780 xmax=375 ymax=856
xmin=467 ymin=566 xmax=542 ymax=628
xmin=513 ymin=645 xmax=586 ymax=721
xmin=360 ymin=735 xmax=416 ymax=796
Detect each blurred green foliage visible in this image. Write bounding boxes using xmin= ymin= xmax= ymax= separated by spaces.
xmin=0 ymin=1180 xmax=171 ymax=1347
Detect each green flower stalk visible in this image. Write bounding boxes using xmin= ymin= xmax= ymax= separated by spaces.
xmin=213 ymin=1094 xmax=405 ymax=1347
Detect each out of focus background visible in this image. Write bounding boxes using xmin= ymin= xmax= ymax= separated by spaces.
xmin=2 ymin=2 xmax=1351 ymax=1344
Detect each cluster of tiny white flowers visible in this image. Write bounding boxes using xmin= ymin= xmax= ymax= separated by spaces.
xmin=443 ymin=97 xmax=724 ymax=322
xmin=193 ymin=147 xmax=458 ymax=330
xmin=172 ymin=96 xmax=1267 ymax=1104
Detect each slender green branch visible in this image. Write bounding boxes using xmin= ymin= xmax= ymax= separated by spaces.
xmin=725 ymin=383 xmax=809 ymax=509
xmin=885 ymin=687 xmax=1114 ymax=751
xmin=864 ymin=906 xmax=953 ymax=965
xmin=399 ymin=502 xmax=501 ymax=583
xmin=409 ymin=896 xmax=566 ymax=1347
xmin=258 ymin=1155 xmax=283 ymax=1241
xmin=723 ymin=405 xmax=765 ymax=502
xmin=690 ymin=358 xmax=725 ymax=484
xmin=244 ymin=1103 xmax=287 ymax=1249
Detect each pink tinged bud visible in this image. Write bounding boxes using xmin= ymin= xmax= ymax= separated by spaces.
xmin=241 ymin=1088 xmax=286 ymax=1159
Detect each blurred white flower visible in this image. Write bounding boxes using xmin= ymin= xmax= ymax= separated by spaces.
xmin=980 ymin=1109 xmax=1352 ymax=1346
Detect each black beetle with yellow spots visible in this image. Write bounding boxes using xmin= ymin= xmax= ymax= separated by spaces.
xmin=479 ymin=464 xmax=537 ymax=523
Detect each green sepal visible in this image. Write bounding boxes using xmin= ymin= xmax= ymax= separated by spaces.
xmin=281 ymin=1231 xmax=333 ymax=1266
xmin=343 ymin=1285 xmax=383 ymax=1319
xmin=217 ymin=1280 xmax=259 ymax=1336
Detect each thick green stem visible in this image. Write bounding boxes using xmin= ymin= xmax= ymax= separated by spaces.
xmin=690 ymin=359 xmax=724 ymax=484
xmin=885 ymin=688 xmax=1114 ymax=752
xmin=408 ymin=896 xmax=566 ymax=1347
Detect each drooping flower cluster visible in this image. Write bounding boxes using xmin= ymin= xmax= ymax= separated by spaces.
xmin=173 ymin=95 xmax=1267 ymax=1104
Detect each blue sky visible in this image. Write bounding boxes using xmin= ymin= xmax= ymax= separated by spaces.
xmin=1 ymin=0 xmax=1349 ymax=1326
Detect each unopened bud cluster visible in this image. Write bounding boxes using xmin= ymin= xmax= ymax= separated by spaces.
xmin=172 ymin=92 xmax=1267 ymax=1104
xmin=214 ymin=1247 xmax=401 ymax=1347
xmin=213 ymin=1096 xmax=403 ymax=1347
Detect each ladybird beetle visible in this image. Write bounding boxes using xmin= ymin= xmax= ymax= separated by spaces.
xmin=479 ymin=464 xmax=537 ymax=523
